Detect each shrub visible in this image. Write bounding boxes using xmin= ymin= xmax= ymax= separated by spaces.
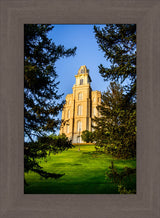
xmin=81 ymin=130 xmax=94 ymax=143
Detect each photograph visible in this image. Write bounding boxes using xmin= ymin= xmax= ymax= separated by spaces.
xmin=24 ymin=24 xmax=136 ymax=194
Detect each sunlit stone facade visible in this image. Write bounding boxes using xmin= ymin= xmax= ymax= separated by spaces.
xmin=60 ymin=65 xmax=101 ymax=143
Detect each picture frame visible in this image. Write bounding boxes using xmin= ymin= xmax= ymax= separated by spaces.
xmin=0 ymin=0 xmax=160 ymax=217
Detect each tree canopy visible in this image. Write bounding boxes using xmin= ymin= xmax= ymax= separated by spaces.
xmin=24 ymin=24 xmax=76 ymax=141
xmin=93 ymin=82 xmax=136 ymax=158
xmin=94 ymin=24 xmax=136 ymax=98
xmin=93 ymin=24 xmax=136 ymax=158
xmin=24 ymin=24 xmax=76 ymax=180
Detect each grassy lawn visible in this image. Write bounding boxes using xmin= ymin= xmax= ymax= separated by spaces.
xmin=24 ymin=144 xmax=136 ymax=194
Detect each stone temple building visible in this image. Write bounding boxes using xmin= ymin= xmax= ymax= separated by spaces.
xmin=60 ymin=65 xmax=101 ymax=143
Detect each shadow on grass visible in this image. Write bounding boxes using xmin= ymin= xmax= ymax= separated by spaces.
xmin=32 ymin=168 xmax=65 ymax=179
xmin=52 ymin=163 xmax=82 ymax=166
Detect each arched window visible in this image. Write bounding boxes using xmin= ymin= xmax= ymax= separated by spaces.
xmin=78 ymin=92 xmax=83 ymax=100
xmin=91 ymin=121 xmax=95 ymax=132
xmin=77 ymin=121 xmax=82 ymax=132
xmin=67 ymin=109 xmax=70 ymax=118
xmin=80 ymin=79 xmax=83 ymax=85
xmin=81 ymin=69 xmax=84 ymax=74
xmin=93 ymin=107 xmax=96 ymax=116
xmin=66 ymin=125 xmax=69 ymax=133
xmin=93 ymin=97 xmax=95 ymax=102
xmin=77 ymin=136 xmax=81 ymax=143
xmin=78 ymin=105 xmax=82 ymax=115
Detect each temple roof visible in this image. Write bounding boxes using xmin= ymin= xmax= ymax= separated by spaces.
xmin=77 ymin=65 xmax=89 ymax=75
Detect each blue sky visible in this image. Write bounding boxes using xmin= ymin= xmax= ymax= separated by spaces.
xmin=48 ymin=24 xmax=111 ymax=134
xmin=49 ymin=24 xmax=111 ymax=95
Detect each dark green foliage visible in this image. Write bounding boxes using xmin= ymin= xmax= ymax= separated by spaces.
xmin=94 ymin=24 xmax=136 ymax=87
xmin=93 ymin=24 xmax=136 ymax=159
xmin=106 ymin=161 xmax=136 ymax=194
xmin=81 ymin=130 xmax=94 ymax=143
xmin=92 ymin=125 xmax=109 ymax=153
xmin=94 ymin=24 xmax=136 ymax=109
xmin=107 ymin=161 xmax=136 ymax=194
xmin=24 ymin=134 xmax=73 ymax=180
xmin=24 ymin=24 xmax=76 ymax=140
xmin=93 ymin=82 xmax=136 ymax=158
xmin=24 ymin=24 xmax=76 ymax=179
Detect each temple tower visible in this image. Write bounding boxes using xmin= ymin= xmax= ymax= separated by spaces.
xmin=60 ymin=65 xmax=101 ymax=143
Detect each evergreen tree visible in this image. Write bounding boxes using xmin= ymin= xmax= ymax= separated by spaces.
xmin=94 ymin=24 xmax=136 ymax=99
xmin=93 ymin=24 xmax=136 ymax=158
xmin=93 ymin=82 xmax=136 ymax=158
xmin=24 ymin=24 xmax=76 ymax=180
xmin=24 ymin=24 xmax=76 ymax=140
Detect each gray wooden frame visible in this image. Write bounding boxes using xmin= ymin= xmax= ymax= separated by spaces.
xmin=0 ymin=0 xmax=160 ymax=217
